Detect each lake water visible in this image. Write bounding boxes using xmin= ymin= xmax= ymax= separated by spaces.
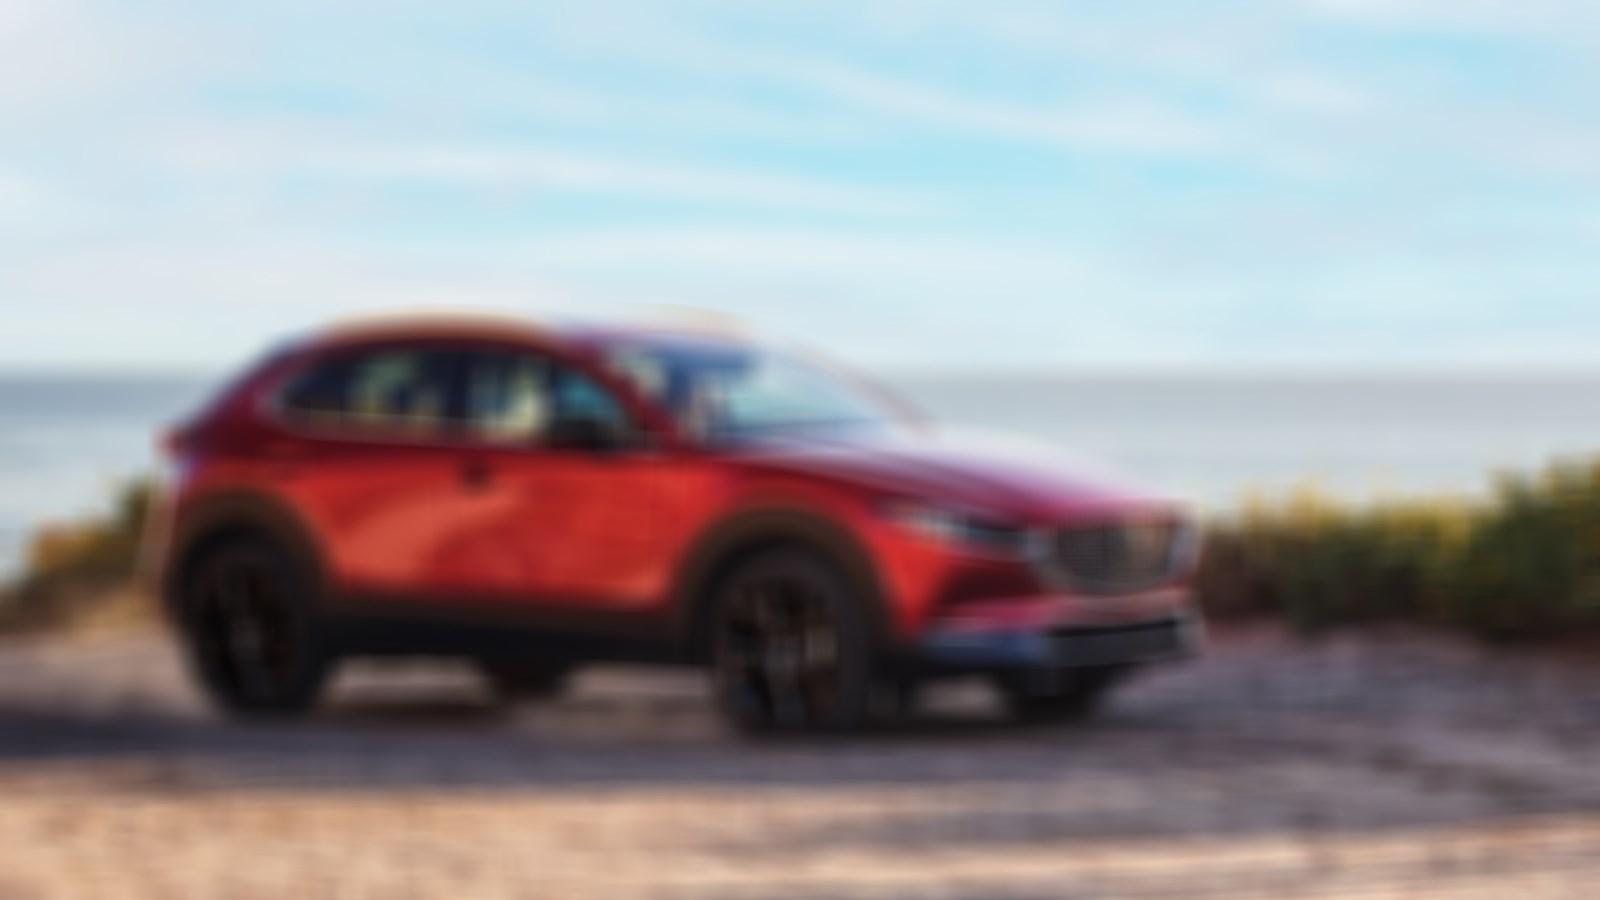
xmin=6 ymin=371 xmax=1600 ymax=575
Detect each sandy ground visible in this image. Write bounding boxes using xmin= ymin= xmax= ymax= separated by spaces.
xmin=3 ymin=625 xmax=1600 ymax=899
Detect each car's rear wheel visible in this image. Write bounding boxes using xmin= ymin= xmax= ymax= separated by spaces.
xmin=710 ymin=550 xmax=882 ymax=734
xmin=476 ymin=658 xmax=573 ymax=702
xmin=993 ymin=665 xmax=1129 ymax=723
xmin=178 ymin=537 xmax=333 ymax=717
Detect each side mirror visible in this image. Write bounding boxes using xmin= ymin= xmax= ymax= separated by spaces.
xmin=545 ymin=414 xmax=626 ymax=453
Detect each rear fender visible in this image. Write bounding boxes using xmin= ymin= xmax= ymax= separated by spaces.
xmin=165 ymin=490 xmax=329 ymax=618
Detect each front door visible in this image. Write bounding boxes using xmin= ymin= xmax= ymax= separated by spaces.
xmin=444 ymin=349 xmax=678 ymax=610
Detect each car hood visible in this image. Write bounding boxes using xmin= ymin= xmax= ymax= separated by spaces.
xmin=727 ymin=428 xmax=1183 ymax=523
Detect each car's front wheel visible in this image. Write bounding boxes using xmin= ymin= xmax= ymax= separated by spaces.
xmin=178 ymin=537 xmax=334 ymax=717
xmin=709 ymin=550 xmax=883 ymax=734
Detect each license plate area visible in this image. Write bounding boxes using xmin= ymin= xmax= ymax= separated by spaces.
xmin=1049 ymin=619 xmax=1191 ymax=667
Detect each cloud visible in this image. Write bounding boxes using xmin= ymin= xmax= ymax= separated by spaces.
xmin=135 ymin=123 xmax=940 ymax=219
xmin=1302 ymin=0 xmax=1600 ymax=33
xmin=765 ymin=60 xmax=1229 ymax=156
xmin=1 ymin=242 xmax=586 ymax=366
xmin=314 ymin=145 xmax=941 ymax=217
xmin=1254 ymin=72 xmax=1373 ymax=116
xmin=500 ymin=226 xmax=1086 ymax=280
xmin=0 ymin=0 xmax=206 ymax=125
xmin=0 ymin=223 xmax=1149 ymax=369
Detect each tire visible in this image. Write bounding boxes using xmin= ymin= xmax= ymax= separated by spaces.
xmin=709 ymin=549 xmax=884 ymax=734
xmin=477 ymin=658 xmax=573 ymax=703
xmin=993 ymin=665 xmax=1129 ymax=723
xmin=177 ymin=536 xmax=334 ymax=718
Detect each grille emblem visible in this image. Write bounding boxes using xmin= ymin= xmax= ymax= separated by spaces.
xmin=1041 ymin=520 xmax=1182 ymax=593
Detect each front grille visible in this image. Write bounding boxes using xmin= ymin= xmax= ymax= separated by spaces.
xmin=1039 ymin=520 xmax=1187 ymax=594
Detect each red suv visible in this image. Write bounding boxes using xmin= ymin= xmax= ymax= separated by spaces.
xmin=150 ymin=315 xmax=1200 ymax=732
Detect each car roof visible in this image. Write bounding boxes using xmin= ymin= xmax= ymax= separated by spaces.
xmin=297 ymin=312 xmax=554 ymax=349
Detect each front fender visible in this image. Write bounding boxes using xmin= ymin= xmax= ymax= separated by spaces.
xmin=670 ymin=506 xmax=896 ymax=658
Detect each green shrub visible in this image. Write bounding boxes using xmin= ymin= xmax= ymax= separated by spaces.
xmin=1198 ymin=458 xmax=1600 ymax=640
xmin=0 ymin=479 xmax=154 ymax=632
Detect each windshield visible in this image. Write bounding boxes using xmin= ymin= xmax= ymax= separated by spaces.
xmin=601 ymin=341 xmax=907 ymax=444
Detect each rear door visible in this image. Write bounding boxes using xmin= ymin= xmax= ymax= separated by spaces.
xmin=269 ymin=345 xmax=474 ymax=599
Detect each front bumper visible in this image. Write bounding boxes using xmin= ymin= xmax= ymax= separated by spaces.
xmin=919 ymin=612 xmax=1202 ymax=670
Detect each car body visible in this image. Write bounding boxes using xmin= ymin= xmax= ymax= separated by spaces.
xmin=150 ymin=314 xmax=1201 ymax=730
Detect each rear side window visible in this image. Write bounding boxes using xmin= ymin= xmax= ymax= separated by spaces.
xmin=281 ymin=349 xmax=458 ymax=436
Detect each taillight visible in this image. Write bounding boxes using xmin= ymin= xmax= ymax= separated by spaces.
xmin=160 ymin=425 xmax=193 ymax=457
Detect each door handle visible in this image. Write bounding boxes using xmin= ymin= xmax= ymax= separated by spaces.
xmin=460 ymin=458 xmax=494 ymax=492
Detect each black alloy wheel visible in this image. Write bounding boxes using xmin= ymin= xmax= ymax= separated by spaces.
xmin=711 ymin=551 xmax=878 ymax=734
xmin=181 ymin=538 xmax=332 ymax=717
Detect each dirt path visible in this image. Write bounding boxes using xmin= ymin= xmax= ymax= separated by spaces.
xmin=3 ymin=625 xmax=1600 ymax=899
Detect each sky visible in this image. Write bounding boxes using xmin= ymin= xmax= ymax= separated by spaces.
xmin=5 ymin=0 xmax=1600 ymax=371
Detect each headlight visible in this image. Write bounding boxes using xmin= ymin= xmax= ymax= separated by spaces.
xmin=881 ymin=500 xmax=1029 ymax=557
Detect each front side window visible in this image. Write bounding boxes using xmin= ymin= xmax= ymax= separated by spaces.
xmin=281 ymin=349 xmax=456 ymax=436
xmin=462 ymin=352 xmax=634 ymax=449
